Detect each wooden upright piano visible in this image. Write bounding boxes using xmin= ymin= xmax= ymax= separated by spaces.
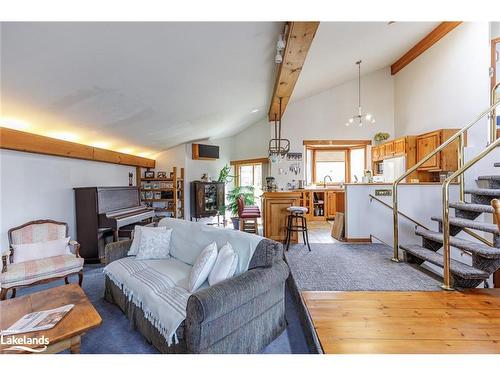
xmin=74 ymin=186 xmax=155 ymax=262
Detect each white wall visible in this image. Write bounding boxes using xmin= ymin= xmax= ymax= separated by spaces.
xmin=0 ymin=149 xmax=134 ymax=249
xmin=394 ymin=22 xmax=490 ymax=144
xmin=230 ymin=119 xmax=270 ymax=161
xmin=271 ymin=67 xmax=395 ymax=189
xmin=154 ymin=137 xmax=235 ymax=220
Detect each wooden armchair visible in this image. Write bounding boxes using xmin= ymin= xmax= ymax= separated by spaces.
xmin=1 ymin=220 xmax=84 ymax=300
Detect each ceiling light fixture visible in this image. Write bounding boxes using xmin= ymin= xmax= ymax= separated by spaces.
xmin=346 ymin=60 xmax=376 ymax=127
xmin=268 ymin=97 xmax=290 ymax=162
xmin=275 ymin=31 xmax=286 ymax=64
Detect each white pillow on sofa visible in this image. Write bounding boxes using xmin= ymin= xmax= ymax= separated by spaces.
xmin=188 ymin=242 xmax=218 ymax=292
xmin=128 ymin=225 xmax=169 ymax=256
xmin=12 ymin=237 xmax=71 ymax=263
xmin=208 ymin=242 xmax=238 ymax=286
xmin=135 ymin=227 xmax=173 ymax=260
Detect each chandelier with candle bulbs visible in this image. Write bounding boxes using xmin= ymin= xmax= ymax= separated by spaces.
xmin=346 ymin=60 xmax=375 ymax=127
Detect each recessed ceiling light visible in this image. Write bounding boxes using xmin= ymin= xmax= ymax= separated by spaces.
xmin=251 ymin=109 xmax=259 ymax=113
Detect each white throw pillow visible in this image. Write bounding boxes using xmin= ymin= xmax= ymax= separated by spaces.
xmin=12 ymin=237 xmax=71 ymax=263
xmin=135 ymin=227 xmax=173 ymax=260
xmin=128 ymin=225 xmax=168 ymax=256
xmin=208 ymin=242 xmax=238 ymax=286
xmin=188 ymin=242 xmax=218 ymax=292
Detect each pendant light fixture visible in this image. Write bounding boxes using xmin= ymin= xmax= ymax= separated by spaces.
xmin=346 ymin=60 xmax=375 ymax=127
xmin=268 ymin=97 xmax=290 ymax=162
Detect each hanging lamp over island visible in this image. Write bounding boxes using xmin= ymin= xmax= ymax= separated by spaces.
xmin=346 ymin=60 xmax=376 ymax=127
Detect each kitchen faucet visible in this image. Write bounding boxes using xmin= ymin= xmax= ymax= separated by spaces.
xmin=323 ymin=175 xmax=332 ymax=188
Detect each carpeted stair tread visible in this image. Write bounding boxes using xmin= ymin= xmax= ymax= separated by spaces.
xmin=400 ymin=244 xmax=489 ymax=279
xmin=465 ymin=188 xmax=500 ymax=196
xmin=431 ymin=216 xmax=500 ymax=234
xmin=415 ymin=228 xmax=500 ymax=258
xmin=449 ymin=202 xmax=494 ymax=214
xmin=477 ymin=175 xmax=500 ymax=181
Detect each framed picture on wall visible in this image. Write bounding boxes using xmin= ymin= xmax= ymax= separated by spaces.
xmin=144 ymin=170 xmax=155 ymax=179
xmin=157 ymin=171 xmax=167 ymax=179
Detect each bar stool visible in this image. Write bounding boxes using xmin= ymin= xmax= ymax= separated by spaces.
xmin=284 ymin=206 xmax=311 ymax=252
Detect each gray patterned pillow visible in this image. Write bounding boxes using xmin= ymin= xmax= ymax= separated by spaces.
xmin=135 ymin=227 xmax=173 ymax=260
xmin=188 ymin=242 xmax=218 ymax=292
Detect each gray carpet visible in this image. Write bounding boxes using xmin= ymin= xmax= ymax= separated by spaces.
xmin=285 ymin=243 xmax=441 ymax=291
xmin=15 ymin=265 xmax=310 ymax=354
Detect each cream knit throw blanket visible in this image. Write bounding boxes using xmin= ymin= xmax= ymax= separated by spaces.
xmin=104 ymin=257 xmax=191 ymax=346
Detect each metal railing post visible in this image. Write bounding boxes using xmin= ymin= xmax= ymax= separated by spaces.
xmin=392 ymin=184 xmax=400 ymax=262
xmin=458 ymin=133 xmax=465 ymax=202
xmin=441 ymin=180 xmax=453 ymax=290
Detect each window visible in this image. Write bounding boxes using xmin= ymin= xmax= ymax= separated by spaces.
xmin=235 ymin=163 xmax=262 ymax=190
xmin=314 ymin=150 xmax=346 ymax=183
xmin=305 ymin=142 xmax=368 ymax=184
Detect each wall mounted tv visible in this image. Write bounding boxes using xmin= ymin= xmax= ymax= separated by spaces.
xmin=192 ymin=144 xmax=219 ymax=160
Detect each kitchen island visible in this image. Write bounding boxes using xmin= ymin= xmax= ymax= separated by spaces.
xmin=262 ymin=188 xmax=345 ymax=241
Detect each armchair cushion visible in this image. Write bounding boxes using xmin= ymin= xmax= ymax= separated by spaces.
xmin=12 ymin=237 xmax=71 ymax=263
xmin=0 ymin=254 xmax=84 ymax=289
xmin=10 ymin=222 xmax=67 ymax=245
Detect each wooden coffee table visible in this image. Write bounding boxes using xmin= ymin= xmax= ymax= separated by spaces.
xmin=0 ymin=284 xmax=102 ymax=354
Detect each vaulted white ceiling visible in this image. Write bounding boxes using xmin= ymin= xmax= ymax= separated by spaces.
xmin=1 ymin=22 xmax=282 ymax=156
xmin=293 ymin=22 xmax=439 ymax=101
xmin=1 ymin=22 xmax=441 ymax=157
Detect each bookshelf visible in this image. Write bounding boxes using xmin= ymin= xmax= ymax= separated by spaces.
xmin=138 ymin=166 xmax=185 ymax=219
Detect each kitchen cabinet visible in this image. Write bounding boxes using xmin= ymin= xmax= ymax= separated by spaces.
xmin=383 ymin=141 xmax=394 ymax=157
xmin=372 ymin=146 xmax=380 ymax=161
xmin=416 ymin=129 xmax=461 ymax=172
xmin=326 ymin=191 xmax=337 ymax=218
xmin=393 ymin=138 xmax=406 ymax=155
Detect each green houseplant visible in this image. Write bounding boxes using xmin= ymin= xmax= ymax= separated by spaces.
xmin=217 ymin=164 xmax=236 ymax=183
xmin=374 ymin=132 xmax=390 ymax=145
xmin=225 ymin=185 xmax=255 ymax=230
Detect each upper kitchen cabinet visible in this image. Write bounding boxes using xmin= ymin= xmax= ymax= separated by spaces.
xmin=416 ymin=129 xmax=461 ymax=172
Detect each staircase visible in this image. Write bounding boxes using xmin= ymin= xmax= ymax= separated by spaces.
xmin=400 ymin=162 xmax=500 ymax=288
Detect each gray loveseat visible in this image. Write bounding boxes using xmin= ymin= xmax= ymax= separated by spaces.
xmin=104 ymin=218 xmax=289 ymax=354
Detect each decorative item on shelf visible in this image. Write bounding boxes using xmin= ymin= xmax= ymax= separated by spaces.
xmin=266 ymin=177 xmax=276 ymax=192
xmin=154 ymin=192 xmax=162 ymax=199
xmin=157 ymin=171 xmax=167 ymax=179
xmin=374 ymin=132 xmax=390 ymax=145
xmin=200 ymin=173 xmax=209 ymax=182
xmin=286 ymin=152 xmax=302 ymax=161
xmin=128 ymin=172 xmax=133 ymax=186
xmin=268 ymin=97 xmax=290 ymax=161
xmin=170 ymin=172 xmax=174 ymax=179
xmin=144 ymin=170 xmax=155 ymax=179
xmin=346 ymin=60 xmax=376 ymax=127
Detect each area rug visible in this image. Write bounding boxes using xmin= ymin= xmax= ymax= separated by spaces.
xmin=285 ymin=243 xmax=441 ymax=291
xmin=14 ymin=265 xmax=310 ymax=354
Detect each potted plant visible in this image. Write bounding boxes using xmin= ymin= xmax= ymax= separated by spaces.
xmin=374 ymin=132 xmax=390 ymax=145
xmin=225 ymin=185 xmax=255 ymax=230
xmin=217 ymin=164 xmax=236 ymax=183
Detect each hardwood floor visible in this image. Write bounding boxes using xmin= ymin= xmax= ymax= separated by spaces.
xmin=302 ymin=289 xmax=500 ymax=354
xmin=306 ymin=220 xmax=339 ymax=244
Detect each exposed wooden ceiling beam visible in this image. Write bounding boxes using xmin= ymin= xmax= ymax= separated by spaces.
xmin=268 ymin=21 xmax=320 ymax=122
xmin=0 ymin=127 xmax=155 ymax=168
xmin=391 ymin=22 xmax=462 ymax=75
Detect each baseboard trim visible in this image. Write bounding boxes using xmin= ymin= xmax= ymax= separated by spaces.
xmin=344 ymin=237 xmax=372 ymax=243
